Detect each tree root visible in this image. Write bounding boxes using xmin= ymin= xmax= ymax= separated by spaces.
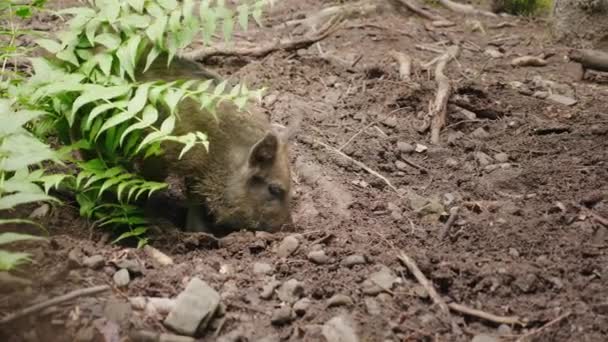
xmin=569 ymin=48 xmax=608 ymax=73
xmin=437 ymin=0 xmax=497 ymax=17
xmin=284 ymin=0 xmax=387 ymax=32
xmin=426 ymin=45 xmax=460 ymax=144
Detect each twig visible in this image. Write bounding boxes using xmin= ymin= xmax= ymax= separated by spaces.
xmin=284 ymin=0 xmax=381 ymax=31
xmin=398 ymin=253 xmax=450 ymax=315
xmin=184 ymin=14 xmax=344 ymax=61
xmin=389 ymin=50 xmax=412 ymax=81
xmin=393 ymin=0 xmax=450 ymax=23
xmin=438 ymin=206 xmax=459 ymax=240
xmin=316 ymin=139 xmax=399 ymax=194
xmin=429 ymin=45 xmax=460 ymax=144
xmin=515 ymin=312 xmax=572 ymax=342
xmin=437 ymin=0 xmax=497 ymax=17
xmin=399 ymin=156 xmax=428 ymax=173
xmin=415 ymin=44 xmax=446 ymax=54
xmin=0 ymin=285 xmax=110 ymax=324
xmin=447 ymin=303 xmax=524 ymax=326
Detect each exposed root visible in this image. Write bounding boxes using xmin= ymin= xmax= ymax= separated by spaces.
xmin=389 ymin=50 xmax=412 ymax=80
xmin=183 ymin=14 xmax=344 ymax=61
xmin=398 ymin=252 xmax=451 ymax=315
xmin=285 ymin=0 xmax=386 ymax=32
xmin=437 ymin=0 xmax=497 ymax=17
xmin=515 ymin=312 xmax=572 ymax=342
xmin=392 ymin=0 xmax=454 ymax=26
xmin=511 ymin=55 xmax=548 ymax=67
xmin=447 ymin=302 xmax=525 ymax=326
xmin=428 ymin=45 xmax=460 ymax=144
xmin=568 ymin=48 xmax=608 ymax=73
xmin=438 ymin=206 xmax=459 ymax=240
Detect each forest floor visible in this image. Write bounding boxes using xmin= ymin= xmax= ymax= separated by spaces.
xmin=1 ymin=0 xmax=608 ymax=341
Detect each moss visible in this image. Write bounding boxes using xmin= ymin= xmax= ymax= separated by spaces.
xmin=494 ymin=0 xmax=553 ymax=16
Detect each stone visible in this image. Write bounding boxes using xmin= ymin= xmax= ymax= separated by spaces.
xmin=164 ymin=277 xmax=221 ymax=336
xmin=104 ymin=298 xmax=132 ymax=325
xmin=341 ymin=255 xmax=367 ymax=267
xmin=260 ymin=278 xmax=281 ymax=300
xmin=447 ymin=131 xmax=464 ymax=145
xmin=513 ymin=273 xmax=539 ymax=294
xmin=308 ymin=250 xmax=330 ymax=264
xmin=113 ymin=269 xmax=130 ymax=287
xmin=471 ymin=335 xmax=499 ymax=342
xmin=546 ymin=93 xmax=577 ymax=106
xmin=327 ymin=294 xmax=353 ymax=307
xmin=362 ymin=265 xmax=397 ymax=295
xmin=445 ymin=158 xmax=459 ymax=168
xmin=395 ymin=160 xmax=408 ymax=171
xmin=497 ymin=324 xmax=512 ymax=335
xmin=277 ymin=235 xmax=300 ymax=258
xmin=144 ymin=245 xmax=174 ymax=266
xmin=322 ymin=315 xmax=359 ymax=342
xmin=474 ymin=152 xmax=493 ymax=167
xmin=470 ymin=127 xmax=490 ymax=139
xmin=253 ymin=262 xmax=273 ymax=275
xmin=83 ymin=255 xmax=105 ymax=269
xmin=113 ymin=259 xmax=143 ymax=275
xmin=508 ymin=248 xmax=520 ymax=257
xmin=277 ymin=279 xmax=305 ymax=304
xmin=493 ymin=152 xmax=509 ymax=163
xmin=397 ymin=142 xmax=415 ymax=154
xmin=271 ymin=306 xmax=294 ymax=325
xmin=75 ymin=326 xmax=96 ymax=342
xmin=414 ymin=144 xmax=427 ymax=153
xmin=364 ymin=297 xmax=381 ymax=315
xmin=591 ymin=124 xmax=608 ymax=135
xmin=293 ymin=298 xmax=312 ymax=316
xmin=382 ymin=116 xmax=397 ymax=128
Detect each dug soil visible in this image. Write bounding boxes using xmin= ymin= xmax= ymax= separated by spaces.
xmin=1 ymin=0 xmax=608 ymax=341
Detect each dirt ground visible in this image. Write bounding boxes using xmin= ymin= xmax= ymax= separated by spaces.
xmin=1 ymin=0 xmax=608 ymax=341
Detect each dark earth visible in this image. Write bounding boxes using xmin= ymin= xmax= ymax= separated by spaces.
xmin=1 ymin=0 xmax=608 ymax=341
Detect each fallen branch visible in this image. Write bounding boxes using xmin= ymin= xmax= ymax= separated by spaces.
xmin=398 ymin=252 xmax=450 ymax=315
xmin=568 ymin=49 xmax=608 ymax=73
xmin=447 ymin=302 xmax=524 ymax=326
xmin=515 ymin=312 xmax=572 ymax=342
xmin=284 ymin=0 xmax=384 ymax=31
xmin=183 ymin=14 xmax=344 ymax=61
xmin=393 ymin=0 xmax=450 ymax=23
xmin=389 ymin=50 xmax=412 ymax=80
xmin=437 ymin=0 xmax=497 ymax=17
xmin=438 ymin=206 xmax=459 ymax=240
xmin=429 ymin=45 xmax=460 ymax=144
xmin=511 ymin=56 xmax=548 ymax=67
xmin=315 ymin=139 xmax=399 ymax=193
xmin=0 ymin=285 xmax=110 ymax=324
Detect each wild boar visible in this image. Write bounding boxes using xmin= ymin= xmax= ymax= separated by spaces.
xmin=136 ymin=54 xmax=295 ymax=236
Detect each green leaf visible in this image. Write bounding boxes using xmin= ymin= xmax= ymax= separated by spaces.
xmin=219 ymin=7 xmax=234 ymax=42
xmin=148 ymin=81 xmax=175 ymax=105
xmin=0 ymin=233 xmax=46 ymax=246
xmin=56 ymin=48 xmax=80 ymax=66
xmin=117 ymin=179 xmax=142 ymax=200
xmin=0 ymin=219 xmax=44 ymax=231
xmin=95 ymin=53 xmax=114 ymax=76
xmin=145 ymin=15 xmax=167 ymax=46
xmin=0 ymin=105 xmax=46 ymax=135
xmin=126 ymin=0 xmax=145 ymax=13
xmin=39 ymin=174 xmax=68 ymax=194
xmin=0 ymin=134 xmax=57 ymax=171
xmin=0 ymin=250 xmax=32 ymax=271
xmin=98 ymin=173 xmax=134 ymax=198
xmin=85 ymin=18 xmax=102 ymax=46
xmin=120 ymin=105 xmax=158 ymax=144
xmin=157 ymin=0 xmax=177 ymax=11
xmin=94 ymin=33 xmax=121 ymax=50
xmin=168 ymin=8 xmax=182 ymax=32
xmin=34 ymin=39 xmax=62 ymax=54
xmin=143 ymin=45 xmax=161 ymax=73
xmin=116 ymin=35 xmax=142 ymax=81
xmin=96 ymin=83 xmax=151 ymax=139
xmin=15 ymin=6 xmax=32 ymax=18
xmin=164 ymin=88 xmax=185 ymax=115
xmin=0 ymin=193 xmax=58 ymax=210
xmin=97 ymin=0 xmax=121 ymax=22
xmin=237 ymin=4 xmax=250 ymax=31
xmin=112 ymin=226 xmax=148 ymax=244
xmin=182 ymin=0 xmax=195 ymax=21
xmin=86 ymin=100 xmax=129 ymax=130
xmin=136 ymin=116 xmax=175 ymax=153
xmin=71 ymin=85 xmax=131 ymax=126
xmin=120 ymin=13 xmax=151 ymax=29
xmin=214 ymin=80 xmax=227 ymax=96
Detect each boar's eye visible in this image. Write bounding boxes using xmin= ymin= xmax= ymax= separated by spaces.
xmin=268 ymin=183 xmax=285 ymax=198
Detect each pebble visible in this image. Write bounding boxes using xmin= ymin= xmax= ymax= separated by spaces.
xmin=494 ymin=152 xmax=509 ymax=163
xmin=414 ymin=144 xmax=427 ymax=153
xmin=113 ymin=269 xmax=130 ymax=287
xmin=364 ymin=297 xmax=381 ymax=315
xmin=322 ymin=315 xmax=359 ymax=342
xmin=67 ymin=248 xmax=82 ymax=268
xmin=293 ymin=298 xmax=312 ymax=316
xmin=591 ymin=124 xmax=608 ymax=135
xmin=253 ymin=262 xmax=273 ymax=275
xmin=28 ymin=204 xmax=50 ymax=219
xmin=327 ymin=294 xmax=353 ymax=307
xmin=412 ymin=285 xmax=428 ymax=299
xmin=471 ymin=127 xmax=490 ymax=139
xmin=508 ymin=248 xmax=520 ymax=257
xmin=83 ymin=255 xmax=104 ymax=269
xmin=308 ymin=250 xmax=330 ymax=264
xmin=397 ymin=142 xmax=415 ymax=154
xmin=277 ymin=279 xmax=305 ymax=304
xmin=113 ymin=259 xmax=143 ymax=275
xmin=260 ymin=278 xmax=281 ymax=300
xmin=471 ymin=335 xmax=499 ymax=342
xmin=164 ymin=277 xmax=221 ymax=336
xmin=104 ymin=298 xmax=132 ymax=325
xmin=362 ymin=265 xmax=397 ymax=295
xmin=341 ymin=255 xmax=367 ymax=267
xmin=277 ymin=235 xmax=299 ymax=258
xmin=497 ymin=324 xmax=512 ymax=335
xmin=447 ymin=131 xmax=464 ymax=145
xmin=143 ymin=245 xmax=174 ymax=266
xmin=382 ymin=116 xmax=397 ymax=128
xmin=474 ymin=152 xmax=493 ymax=167
xmin=513 ymin=273 xmax=539 ymax=294
xmin=75 ymin=326 xmax=96 ymax=342
xmin=445 ymin=158 xmax=459 ymax=168
xmin=394 ymin=160 xmax=408 ymax=171
xmin=271 ymin=306 xmax=294 ymax=325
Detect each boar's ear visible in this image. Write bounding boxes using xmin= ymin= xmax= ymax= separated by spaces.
xmin=249 ymin=132 xmax=278 ymax=167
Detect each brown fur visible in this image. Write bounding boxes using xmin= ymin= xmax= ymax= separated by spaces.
xmin=137 ymin=54 xmax=293 ymax=235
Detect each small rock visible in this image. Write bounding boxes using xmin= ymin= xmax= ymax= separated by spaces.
xmin=271 ymin=306 xmax=294 ymax=325
xmin=83 ymin=255 xmax=105 ymax=269
xmin=364 ymin=297 xmax=381 ymax=315
xmin=484 ymin=48 xmax=504 ymax=58
xmin=75 ymin=326 xmax=96 ymax=342
xmin=362 ymin=265 xmax=397 ymax=295
xmin=395 ymin=160 xmax=408 ymax=171
xmin=493 ymin=152 xmax=509 ymax=163
xmin=508 ymin=248 xmax=520 ymax=257
xmin=471 ymin=335 xmax=499 ymax=342
xmin=277 ymin=279 xmax=305 ymax=304
xmin=341 ymin=255 xmax=367 ymax=267
xmin=164 ymin=277 xmax=221 ymax=336
xmin=382 ymin=116 xmax=398 ymax=128
xmin=277 ymin=235 xmax=300 ymax=258
xmin=144 ymin=245 xmax=174 ymax=266
xmin=113 ymin=259 xmax=143 ymax=275
xmin=513 ymin=273 xmax=539 ymax=294
xmin=414 ymin=144 xmax=427 ymax=153
xmin=260 ymin=278 xmax=281 ymax=300
xmin=470 ymin=127 xmax=490 ymax=139
xmin=447 ymin=131 xmax=464 ymax=145
xmin=497 ymin=324 xmax=512 ymax=335
xmin=445 ymin=158 xmax=459 ymax=168
xmin=412 ymin=285 xmax=429 ymax=299
xmin=397 ymin=142 xmax=415 ymax=154
xmin=308 ymin=250 xmax=330 ymax=264
xmin=29 ymin=204 xmax=50 ymax=219
xmin=474 ymin=152 xmax=493 ymax=167
xmin=104 ymin=298 xmax=132 ymax=325
xmin=253 ymin=262 xmax=273 ymax=275
xmin=327 ymin=294 xmax=353 ymax=307
xmin=546 ymin=93 xmax=577 ymax=106
xmin=68 ymin=248 xmax=82 ymax=268
xmin=322 ymin=315 xmax=359 ymax=342
xmin=113 ymin=269 xmax=130 ymax=287
xmin=293 ymin=298 xmax=312 ymax=316
xmin=591 ymin=124 xmax=608 ymax=135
